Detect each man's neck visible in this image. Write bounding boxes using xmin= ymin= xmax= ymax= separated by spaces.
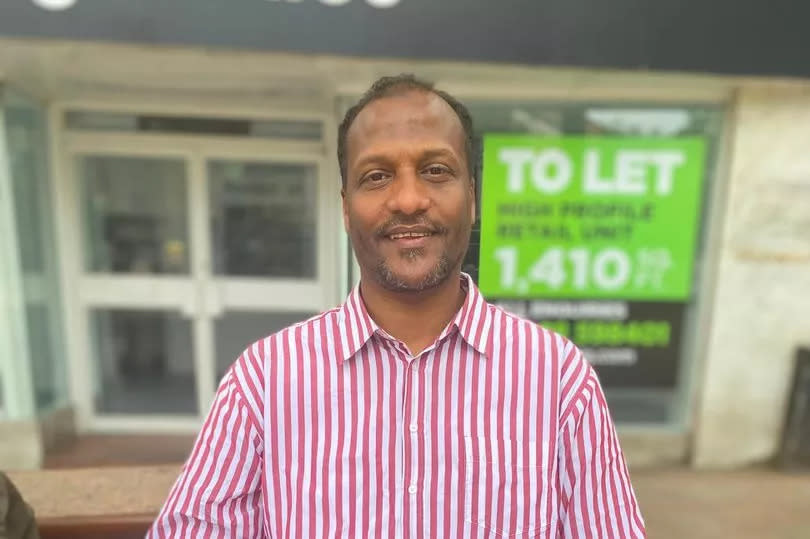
xmin=359 ymin=272 xmax=467 ymax=356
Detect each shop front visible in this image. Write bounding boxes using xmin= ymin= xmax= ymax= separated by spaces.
xmin=1 ymin=0 xmax=808 ymax=470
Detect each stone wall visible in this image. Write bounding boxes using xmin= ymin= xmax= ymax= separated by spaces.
xmin=693 ymin=86 xmax=810 ymax=468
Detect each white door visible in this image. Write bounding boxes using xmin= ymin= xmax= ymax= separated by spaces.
xmin=60 ymin=128 xmax=339 ymax=432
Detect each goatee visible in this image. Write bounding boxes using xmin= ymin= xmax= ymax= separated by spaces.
xmin=374 ymin=250 xmax=453 ymax=292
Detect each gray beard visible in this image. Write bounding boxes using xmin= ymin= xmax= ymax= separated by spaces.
xmin=374 ymin=248 xmax=453 ymax=292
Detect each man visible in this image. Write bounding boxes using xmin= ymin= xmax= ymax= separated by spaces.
xmin=148 ymin=74 xmax=645 ymax=538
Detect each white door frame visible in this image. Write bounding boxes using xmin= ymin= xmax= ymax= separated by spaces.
xmin=55 ymin=122 xmax=340 ymax=433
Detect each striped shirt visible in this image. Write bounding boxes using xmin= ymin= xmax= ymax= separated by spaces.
xmin=148 ymin=274 xmax=645 ymax=538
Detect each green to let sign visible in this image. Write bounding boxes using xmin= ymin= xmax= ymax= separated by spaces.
xmin=478 ymin=135 xmax=706 ymax=300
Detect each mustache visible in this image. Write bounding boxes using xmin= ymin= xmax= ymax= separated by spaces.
xmin=375 ymin=217 xmax=447 ymax=237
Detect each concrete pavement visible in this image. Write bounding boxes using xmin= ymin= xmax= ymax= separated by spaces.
xmin=633 ymin=469 xmax=810 ymax=539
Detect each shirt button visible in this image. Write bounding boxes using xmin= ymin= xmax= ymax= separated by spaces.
xmin=408 ymin=424 xmax=418 ymax=433
xmin=407 ymin=485 xmax=418 ymax=494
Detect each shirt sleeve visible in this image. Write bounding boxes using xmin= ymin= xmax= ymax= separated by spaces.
xmin=556 ymin=346 xmax=646 ymax=538
xmin=146 ymin=352 xmax=266 ymax=538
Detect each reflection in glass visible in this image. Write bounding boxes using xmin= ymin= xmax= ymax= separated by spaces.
xmin=80 ymin=156 xmax=189 ymax=274
xmin=91 ymin=309 xmax=197 ymax=415
xmin=604 ymin=391 xmax=673 ymax=423
xmin=26 ymin=305 xmax=57 ymax=409
xmin=5 ymin=91 xmax=68 ymax=411
xmin=209 ymin=161 xmax=317 ymax=278
xmin=585 ymin=109 xmax=692 ymax=136
xmin=214 ymin=311 xmax=315 ymax=383
xmin=466 ymin=102 xmax=564 ymax=135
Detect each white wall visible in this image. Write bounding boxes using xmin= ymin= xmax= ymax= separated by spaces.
xmin=693 ymin=87 xmax=810 ymax=468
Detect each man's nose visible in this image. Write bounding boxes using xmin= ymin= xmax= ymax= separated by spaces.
xmin=385 ymin=170 xmax=431 ymax=215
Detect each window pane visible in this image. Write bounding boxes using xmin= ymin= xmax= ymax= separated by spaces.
xmin=467 ymin=102 xmax=565 ymax=135
xmin=26 ymin=304 xmax=57 ymax=410
xmin=467 ymin=100 xmax=724 ymax=425
xmin=0 ymin=372 xmax=5 ymax=418
xmin=214 ymin=311 xmax=315 ymax=384
xmin=5 ymin=90 xmax=69 ymax=412
xmin=209 ymin=161 xmax=317 ymax=278
xmin=604 ymin=390 xmax=671 ymax=423
xmin=91 ymin=309 xmax=197 ymax=415
xmin=7 ymin=108 xmax=46 ymax=273
xmin=66 ymin=111 xmax=323 ymax=141
xmin=80 ymin=156 xmax=189 ymax=274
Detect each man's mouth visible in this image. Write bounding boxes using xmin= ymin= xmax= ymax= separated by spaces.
xmin=381 ymin=225 xmax=439 ymax=247
xmin=387 ymin=231 xmax=433 ymax=240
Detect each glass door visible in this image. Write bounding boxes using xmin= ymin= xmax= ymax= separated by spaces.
xmin=62 ymin=125 xmax=338 ymax=431
xmin=70 ymin=149 xmax=201 ymax=428
xmin=204 ymin=156 xmax=330 ymax=383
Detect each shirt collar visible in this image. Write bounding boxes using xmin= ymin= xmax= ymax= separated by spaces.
xmin=336 ymin=282 xmax=379 ymax=364
xmin=337 ymin=272 xmax=493 ymax=364
xmin=451 ymin=273 xmax=494 ymax=358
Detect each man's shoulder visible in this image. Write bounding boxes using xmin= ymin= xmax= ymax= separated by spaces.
xmin=223 ymin=307 xmax=343 ymax=411
xmin=485 ymin=300 xmax=592 ymax=381
xmin=234 ymin=308 xmax=342 ymax=367
xmin=267 ymin=308 xmax=343 ymax=343
xmin=485 ymin=301 xmax=576 ymax=353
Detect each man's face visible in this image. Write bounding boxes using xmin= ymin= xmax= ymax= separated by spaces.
xmin=342 ymin=90 xmax=475 ymax=292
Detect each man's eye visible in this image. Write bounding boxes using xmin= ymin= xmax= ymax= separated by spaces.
xmin=365 ymin=171 xmax=388 ymax=183
xmin=425 ymin=165 xmax=450 ymax=176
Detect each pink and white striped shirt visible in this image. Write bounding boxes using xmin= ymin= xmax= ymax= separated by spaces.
xmin=148 ymin=274 xmax=645 ymax=538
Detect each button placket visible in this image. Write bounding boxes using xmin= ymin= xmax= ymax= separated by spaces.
xmin=397 ymin=356 xmax=413 ymax=533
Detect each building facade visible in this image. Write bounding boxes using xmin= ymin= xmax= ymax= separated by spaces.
xmin=1 ymin=0 xmax=809 ymax=470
